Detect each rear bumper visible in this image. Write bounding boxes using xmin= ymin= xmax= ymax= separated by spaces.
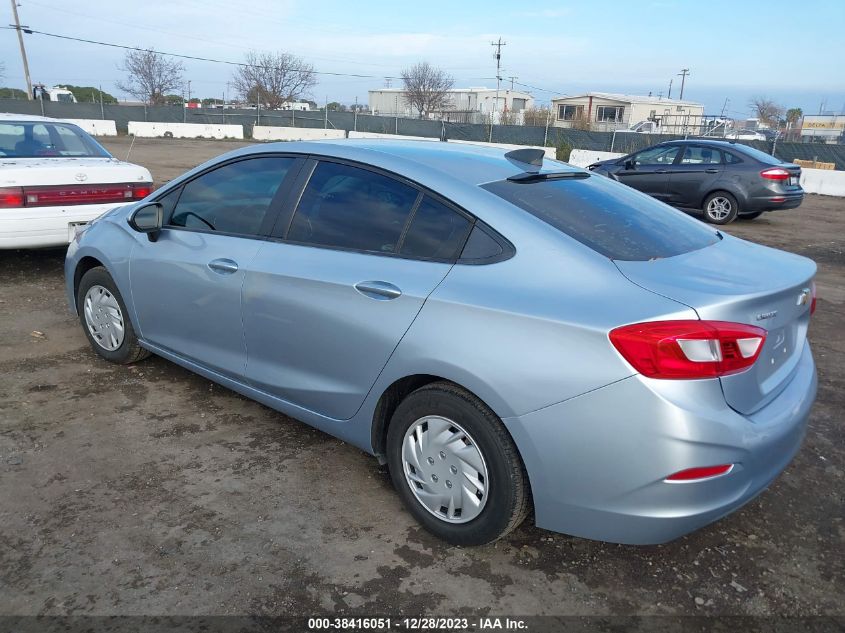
xmin=503 ymin=341 xmax=817 ymax=544
xmin=745 ymin=192 xmax=804 ymax=212
xmin=0 ymin=204 xmax=122 ymax=249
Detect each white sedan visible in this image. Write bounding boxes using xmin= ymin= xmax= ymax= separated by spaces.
xmin=0 ymin=113 xmax=152 ymax=249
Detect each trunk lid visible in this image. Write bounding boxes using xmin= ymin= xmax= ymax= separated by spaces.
xmin=615 ymin=235 xmax=816 ymax=415
xmin=0 ymin=157 xmax=151 ymax=187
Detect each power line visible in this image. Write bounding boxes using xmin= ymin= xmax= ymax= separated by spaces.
xmin=1 ymin=25 xmax=403 ymax=80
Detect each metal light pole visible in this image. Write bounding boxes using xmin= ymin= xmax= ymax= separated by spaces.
xmin=10 ymin=0 xmax=34 ymax=99
xmin=489 ymin=37 xmax=506 ymax=142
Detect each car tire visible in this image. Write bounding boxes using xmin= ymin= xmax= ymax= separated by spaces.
xmin=77 ymin=266 xmax=150 ymax=365
xmin=739 ymin=211 xmax=764 ymax=220
xmin=703 ymin=192 xmax=739 ymax=224
xmin=386 ymin=381 xmax=531 ymax=545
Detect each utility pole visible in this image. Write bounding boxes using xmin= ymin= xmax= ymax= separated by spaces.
xmin=384 ymin=77 xmax=392 ymax=89
xmin=720 ymin=98 xmax=729 ymax=118
xmin=677 ymin=68 xmax=690 ymax=100
xmin=667 ymin=78 xmax=673 ymax=99
xmin=490 ymin=37 xmax=506 ymax=142
xmin=507 ymin=76 xmax=518 ymax=91
xmin=10 ymin=0 xmax=34 ymax=99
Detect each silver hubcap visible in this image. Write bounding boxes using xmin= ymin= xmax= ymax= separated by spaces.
xmin=707 ymin=196 xmax=733 ymax=220
xmin=83 ymin=285 xmax=125 ymax=351
xmin=402 ymin=416 xmax=489 ymax=524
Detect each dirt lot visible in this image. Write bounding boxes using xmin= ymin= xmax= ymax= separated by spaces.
xmin=0 ymin=137 xmax=843 ymax=618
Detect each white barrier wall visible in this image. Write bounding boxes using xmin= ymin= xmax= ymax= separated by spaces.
xmin=348 ymin=131 xmax=439 ymax=141
xmin=253 ymin=126 xmax=346 ymax=141
xmin=568 ymin=149 xmax=624 ymax=168
xmin=61 ymin=119 xmax=117 ymax=136
xmin=127 ymin=121 xmax=244 ymax=140
xmin=448 ymin=139 xmax=556 ymax=160
xmin=800 ymin=168 xmax=845 ymax=197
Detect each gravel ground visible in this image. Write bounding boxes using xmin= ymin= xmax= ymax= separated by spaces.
xmin=0 ymin=137 xmax=842 ymax=618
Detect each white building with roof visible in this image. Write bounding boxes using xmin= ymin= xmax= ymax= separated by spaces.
xmin=550 ymin=92 xmax=705 ymax=133
xmin=368 ymin=87 xmax=534 ymax=122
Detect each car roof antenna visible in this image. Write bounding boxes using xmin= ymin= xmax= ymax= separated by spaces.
xmin=505 ymin=148 xmax=545 ymax=172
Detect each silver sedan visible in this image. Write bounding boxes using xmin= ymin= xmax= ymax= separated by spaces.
xmin=65 ymin=140 xmax=817 ymax=545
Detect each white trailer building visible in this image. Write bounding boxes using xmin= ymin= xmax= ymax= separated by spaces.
xmin=368 ymin=87 xmax=534 ymax=122
xmin=550 ymin=92 xmax=705 ymax=134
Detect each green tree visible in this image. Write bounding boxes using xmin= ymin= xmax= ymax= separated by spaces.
xmin=164 ymin=94 xmax=184 ymax=106
xmin=201 ymin=97 xmax=223 ymax=106
xmin=785 ymin=107 xmax=803 ymax=124
xmin=57 ymin=85 xmax=118 ymax=104
xmin=326 ymin=101 xmax=346 ymax=111
xmin=0 ymin=87 xmax=28 ymax=99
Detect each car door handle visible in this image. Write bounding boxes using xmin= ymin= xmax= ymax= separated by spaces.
xmin=655 ymin=169 xmax=668 ymax=173
xmin=705 ymin=168 xmax=720 ymax=174
xmin=207 ymin=258 xmax=239 ymax=275
xmin=354 ymin=280 xmax=402 ymax=300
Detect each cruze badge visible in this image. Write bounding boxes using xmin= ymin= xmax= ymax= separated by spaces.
xmin=756 ymin=310 xmax=778 ymax=321
xmin=796 ymin=288 xmax=811 ymax=306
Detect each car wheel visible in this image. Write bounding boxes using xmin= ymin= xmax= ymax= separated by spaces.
xmin=703 ymin=192 xmax=739 ymax=224
xmin=739 ymin=211 xmax=764 ymax=220
xmin=77 ymin=266 xmax=150 ymax=364
xmin=386 ymin=381 xmax=531 ymax=545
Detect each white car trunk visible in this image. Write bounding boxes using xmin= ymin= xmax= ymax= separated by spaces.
xmin=0 ymin=157 xmax=150 ymax=187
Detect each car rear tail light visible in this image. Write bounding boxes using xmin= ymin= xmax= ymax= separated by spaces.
xmin=609 ymin=320 xmax=767 ymax=379
xmin=0 ymin=187 xmax=25 ymax=209
xmin=810 ymin=281 xmax=817 ymax=316
xmin=6 ymin=182 xmax=153 ymax=208
xmin=760 ymin=167 xmax=791 ymax=181
xmin=665 ymin=464 xmax=733 ymax=482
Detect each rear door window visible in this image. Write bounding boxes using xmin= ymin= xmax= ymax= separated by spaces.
xmin=632 ymin=145 xmax=681 ymax=166
xmin=287 ymin=161 xmax=419 ymax=254
xmin=680 ymin=146 xmax=723 ymax=164
xmin=482 ymin=174 xmax=720 ymax=261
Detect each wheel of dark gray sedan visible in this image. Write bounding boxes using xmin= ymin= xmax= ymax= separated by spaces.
xmin=703 ymin=192 xmax=739 ymax=224
xmin=77 ymin=267 xmax=150 ymax=364
xmin=386 ymin=381 xmax=531 ymax=545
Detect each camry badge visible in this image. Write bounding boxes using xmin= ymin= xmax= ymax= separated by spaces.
xmin=796 ymin=288 xmax=811 ymax=306
xmin=74 ymin=173 xmax=88 ymax=182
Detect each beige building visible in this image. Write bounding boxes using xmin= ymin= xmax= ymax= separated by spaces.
xmin=368 ymin=87 xmax=534 ymax=122
xmin=550 ymin=92 xmax=705 ymax=133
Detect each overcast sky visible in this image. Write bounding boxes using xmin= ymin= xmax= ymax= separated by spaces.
xmin=2 ymin=0 xmax=844 ymax=118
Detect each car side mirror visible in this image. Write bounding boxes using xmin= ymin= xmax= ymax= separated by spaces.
xmin=128 ymin=202 xmax=163 ymax=242
xmin=624 ymin=159 xmax=636 ymax=170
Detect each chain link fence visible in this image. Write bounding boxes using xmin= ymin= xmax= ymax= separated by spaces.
xmin=2 ymin=99 xmax=844 ymax=170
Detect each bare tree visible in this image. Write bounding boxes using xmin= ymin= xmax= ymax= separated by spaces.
xmin=400 ymin=62 xmax=453 ymax=118
xmin=749 ymin=96 xmax=784 ymax=128
xmin=117 ymin=49 xmax=184 ymax=105
xmin=232 ymin=51 xmax=316 ymax=109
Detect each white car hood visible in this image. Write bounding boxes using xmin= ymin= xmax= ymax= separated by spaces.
xmin=0 ymin=157 xmax=152 ymax=187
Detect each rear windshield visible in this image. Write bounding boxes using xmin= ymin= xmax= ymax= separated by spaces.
xmin=732 ymin=144 xmax=781 ymax=165
xmin=0 ymin=121 xmax=110 ymax=158
xmin=482 ymin=174 xmax=720 ymax=261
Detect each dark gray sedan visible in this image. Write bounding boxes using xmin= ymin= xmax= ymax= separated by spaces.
xmin=588 ymin=139 xmax=803 ymax=224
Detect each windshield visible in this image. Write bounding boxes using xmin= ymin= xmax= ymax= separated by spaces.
xmin=482 ymin=174 xmax=721 ymax=261
xmin=0 ymin=121 xmax=111 ymax=159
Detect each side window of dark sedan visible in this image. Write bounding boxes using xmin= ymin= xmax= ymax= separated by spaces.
xmin=287 ymin=161 xmax=419 ymax=254
xmin=168 ymin=157 xmax=295 ymax=236
xmin=633 ymin=146 xmax=680 ymax=166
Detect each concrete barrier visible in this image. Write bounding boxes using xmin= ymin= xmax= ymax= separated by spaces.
xmin=800 ymin=167 xmax=845 ymax=196
xmin=127 ymin=121 xmax=244 ymax=140
xmin=448 ymin=139 xmax=556 ymax=160
xmin=348 ymin=131 xmax=439 ymax=141
xmin=62 ymin=119 xmax=118 ymax=136
xmin=253 ymin=126 xmax=346 ymax=141
xmin=568 ymin=149 xmax=624 ymax=168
